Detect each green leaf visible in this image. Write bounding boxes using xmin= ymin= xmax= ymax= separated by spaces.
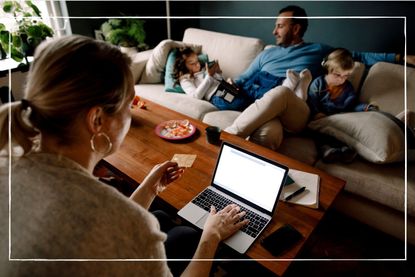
xmin=0 ymin=31 xmax=10 ymax=44
xmin=26 ymin=0 xmax=41 ymax=17
xmin=26 ymin=25 xmax=42 ymax=37
xmin=108 ymin=19 xmax=122 ymax=28
xmin=11 ymin=46 xmax=24 ymax=62
xmin=0 ymin=23 xmax=6 ymax=32
xmin=39 ymin=23 xmax=53 ymax=37
xmin=12 ymin=34 xmax=22 ymax=47
xmin=2 ymin=1 xmax=14 ymax=13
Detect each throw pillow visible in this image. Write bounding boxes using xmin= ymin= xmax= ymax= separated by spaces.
xmin=308 ymin=111 xmax=413 ymax=164
xmin=164 ymin=49 xmax=185 ymax=93
xmin=164 ymin=51 xmax=209 ymax=93
xmin=140 ymin=39 xmax=202 ymax=84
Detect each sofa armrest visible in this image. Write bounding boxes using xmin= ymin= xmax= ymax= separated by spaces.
xmin=129 ymin=49 xmax=153 ymax=84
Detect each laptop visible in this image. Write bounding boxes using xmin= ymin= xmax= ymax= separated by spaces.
xmin=178 ymin=142 xmax=288 ymax=254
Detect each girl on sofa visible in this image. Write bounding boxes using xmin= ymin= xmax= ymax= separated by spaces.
xmin=172 ymin=46 xmax=252 ymax=111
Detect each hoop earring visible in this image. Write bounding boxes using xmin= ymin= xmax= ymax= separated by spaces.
xmin=90 ymin=132 xmax=113 ymax=155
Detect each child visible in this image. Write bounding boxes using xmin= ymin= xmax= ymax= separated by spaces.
xmin=307 ymin=48 xmax=378 ymax=163
xmin=172 ymin=47 xmax=251 ymax=111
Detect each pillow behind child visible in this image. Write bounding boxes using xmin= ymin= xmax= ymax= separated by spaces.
xmin=308 ymin=111 xmax=414 ymax=164
xmin=164 ymin=49 xmax=209 ymax=93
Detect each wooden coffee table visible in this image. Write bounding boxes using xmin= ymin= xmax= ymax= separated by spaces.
xmin=103 ymin=99 xmax=345 ymax=276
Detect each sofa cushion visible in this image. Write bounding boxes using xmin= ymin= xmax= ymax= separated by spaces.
xmin=130 ymin=49 xmax=153 ymax=84
xmin=134 ymin=84 xmax=217 ymax=120
xmin=316 ymin=158 xmax=415 ymax=216
xmin=277 ymin=134 xmax=318 ymax=165
xmin=249 ymin=119 xmax=285 ymax=152
xmin=360 ymin=62 xmax=415 ymax=116
xmin=182 ymin=28 xmax=264 ymax=79
xmin=348 ymin=62 xmax=365 ymax=92
xmin=140 ymin=39 xmax=201 ymax=84
xmin=202 ymin=110 xmax=240 ymax=129
xmin=308 ymin=111 xmax=411 ymax=164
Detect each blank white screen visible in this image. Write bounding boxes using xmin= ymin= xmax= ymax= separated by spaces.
xmin=213 ymin=145 xmax=286 ymax=212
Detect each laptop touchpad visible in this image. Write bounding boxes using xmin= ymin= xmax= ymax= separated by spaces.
xmin=196 ymin=213 xmax=209 ymax=229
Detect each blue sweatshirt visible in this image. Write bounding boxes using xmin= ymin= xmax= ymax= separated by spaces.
xmin=307 ymin=75 xmax=369 ymax=117
xmin=234 ymin=42 xmax=396 ymax=87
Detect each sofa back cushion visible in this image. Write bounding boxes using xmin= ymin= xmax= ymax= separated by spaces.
xmin=360 ymin=62 xmax=415 ymax=116
xmin=182 ymin=28 xmax=265 ymax=79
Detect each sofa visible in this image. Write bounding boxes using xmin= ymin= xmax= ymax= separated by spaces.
xmin=129 ymin=28 xmax=415 ymax=245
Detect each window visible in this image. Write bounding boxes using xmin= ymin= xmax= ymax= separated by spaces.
xmin=41 ymin=0 xmax=72 ymax=37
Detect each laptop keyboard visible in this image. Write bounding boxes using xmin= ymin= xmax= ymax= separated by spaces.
xmin=192 ymin=188 xmax=268 ymax=238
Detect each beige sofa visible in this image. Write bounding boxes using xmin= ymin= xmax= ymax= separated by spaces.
xmin=130 ymin=28 xmax=415 ymax=245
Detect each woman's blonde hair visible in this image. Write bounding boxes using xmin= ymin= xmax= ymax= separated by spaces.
xmin=322 ymin=48 xmax=354 ymax=74
xmin=0 ymin=35 xmax=133 ymax=155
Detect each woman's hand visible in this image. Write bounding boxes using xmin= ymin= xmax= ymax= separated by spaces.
xmin=144 ymin=161 xmax=184 ymax=194
xmin=131 ymin=161 xmax=184 ymax=209
xmin=202 ymin=204 xmax=249 ymax=243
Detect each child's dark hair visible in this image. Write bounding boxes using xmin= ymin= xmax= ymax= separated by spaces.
xmin=172 ymin=47 xmax=197 ymax=86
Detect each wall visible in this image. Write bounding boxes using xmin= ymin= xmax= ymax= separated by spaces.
xmin=66 ymin=1 xmax=169 ymax=48
xmin=199 ymin=1 xmax=413 ymax=54
xmin=66 ymin=1 xmax=199 ymax=48
xmin=66 ymin=1 xmax=413 ymax=54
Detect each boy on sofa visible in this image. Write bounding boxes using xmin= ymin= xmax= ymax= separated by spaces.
xmin=306 ymin=48 xmax=378 ymax=162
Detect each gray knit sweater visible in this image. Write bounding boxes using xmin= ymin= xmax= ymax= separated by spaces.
xmin=0 ymin=153 xmax=172 ymax=276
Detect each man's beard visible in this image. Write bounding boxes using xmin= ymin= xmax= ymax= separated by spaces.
xmin=277 ymin=32 xmax=294 ymax=47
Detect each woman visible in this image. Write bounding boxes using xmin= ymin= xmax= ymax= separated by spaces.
xmin=0 ymin=35 xmax=247 ymax=276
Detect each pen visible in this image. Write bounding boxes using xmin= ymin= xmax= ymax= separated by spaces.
xmin=284 ymin=186 xmax=306 ymax=201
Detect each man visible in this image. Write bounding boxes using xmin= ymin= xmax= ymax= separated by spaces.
xmin=233 ymin=5 xmax=413 ymax=100
xmin=225 ymin=5 xmax=413 ymax=149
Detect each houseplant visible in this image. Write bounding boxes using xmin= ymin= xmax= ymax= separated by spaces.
xmin=0 ymin=0 xmax=54 ymax=62
xmin=100 ymin=18 xmax=148 ymax=52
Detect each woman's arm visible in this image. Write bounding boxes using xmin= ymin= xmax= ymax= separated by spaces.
xmin=129 ymin=161 xmax=183 ymax=209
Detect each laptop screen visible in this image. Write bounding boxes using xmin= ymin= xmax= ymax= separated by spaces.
xmin=212 ymin=143 xmax=288 ymax=213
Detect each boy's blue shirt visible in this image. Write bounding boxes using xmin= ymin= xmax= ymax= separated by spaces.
xmin=307 ymin=75 xmax=368 ymax=117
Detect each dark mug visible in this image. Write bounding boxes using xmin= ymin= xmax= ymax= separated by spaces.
xmin=205 ymin=126 xmax=221 ymax=144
